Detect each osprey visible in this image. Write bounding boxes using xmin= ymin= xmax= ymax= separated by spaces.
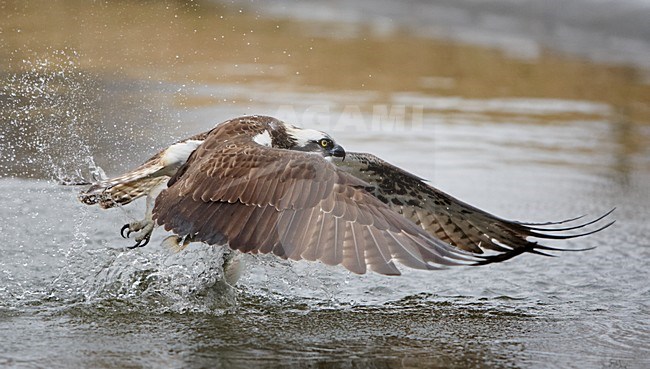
xmin=79 ymin=115 xmax=613 ymax=276
xmin=79 ymin=115 xmax=345 ymax=248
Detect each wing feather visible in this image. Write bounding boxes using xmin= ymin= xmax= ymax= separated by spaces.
xmin=364 ymin=227 xmax=401 ymax=275
xmin=334 ymin=152 xmax=614 ymax=264
xmin=342 ymin=222 xmax=367 ymax=274
xmin=152 ymin=125 xmax=486 ymax=275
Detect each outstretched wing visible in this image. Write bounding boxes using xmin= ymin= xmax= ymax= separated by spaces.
xmin=333 ymin=152 xmax=614 ymax=264
xmin=153 ymin=135 xmax=482 ymax=275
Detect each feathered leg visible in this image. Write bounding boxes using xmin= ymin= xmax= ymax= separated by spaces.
xmin=121 ymin=182 xmax=166 ymax=248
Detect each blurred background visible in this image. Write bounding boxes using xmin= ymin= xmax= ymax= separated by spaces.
xmin=2 ymin=0 xmax=649 ymax=181
xmin=1 ymin=1 xmax=649 ymax=368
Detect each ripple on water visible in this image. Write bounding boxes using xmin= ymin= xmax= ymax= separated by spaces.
xmin=1 ymin=177 xmax=648 ymax=368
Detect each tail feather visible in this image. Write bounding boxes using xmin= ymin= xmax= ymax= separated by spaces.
xmin=79 ymin=176 xmax=168 ymax=208
xmin=77 ymin=131 xmax=210 ymax=209
xmin=78 ymin=160 xmax=167 ymax=209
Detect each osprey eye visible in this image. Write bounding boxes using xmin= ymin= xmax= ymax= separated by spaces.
xmin=320 ymin=139 xmax=332 ymax=148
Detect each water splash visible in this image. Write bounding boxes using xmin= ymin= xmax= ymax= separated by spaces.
xmin=48 ymin=237 xmax=239 ymax=314
xmin=0 ymin=48 xmax=242 ymax=316
xmin=0 ymin=49 xmax=100 ymax=182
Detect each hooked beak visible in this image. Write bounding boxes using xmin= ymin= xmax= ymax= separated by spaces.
xmin=329 ymin=144 xmax=346 ymax=160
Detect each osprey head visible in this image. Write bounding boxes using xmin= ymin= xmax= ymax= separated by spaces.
xmin=256 ymin=119 xmax=346 ymax=159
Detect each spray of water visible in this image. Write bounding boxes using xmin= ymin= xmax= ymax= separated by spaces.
xmin=0 ymin=49 xmax=102 ymax=182
xmin=0 ymin=50 xmax=242 ymax=314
